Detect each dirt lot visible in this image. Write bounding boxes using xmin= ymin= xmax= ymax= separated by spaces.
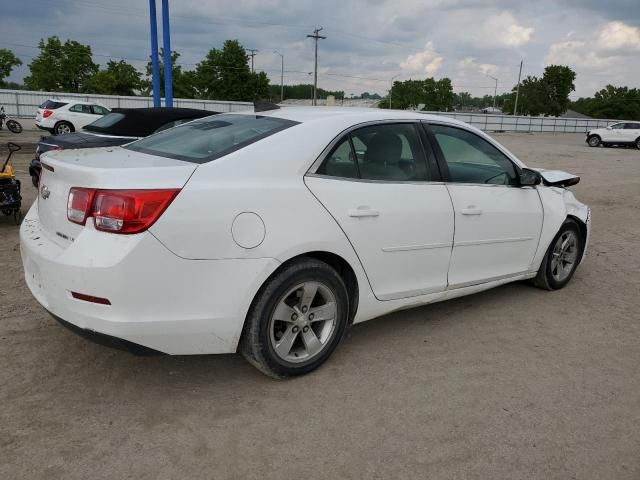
xmin=1 ymin=131 xmax=639 ymax=480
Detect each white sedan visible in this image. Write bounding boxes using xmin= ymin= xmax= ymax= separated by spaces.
xmin=35 ymin=98 xmax=110 ymax=135
xmin=21 ymin=107 xmax=591 ymax=378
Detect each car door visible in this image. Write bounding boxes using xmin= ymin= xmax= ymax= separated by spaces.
xmin=425 ymin=123 xmax=543 ymax=288
xmin=604 ymin=122 xmax=625 ymax=142
xmin=305 ymin=121 xmax=454 ymax=301
xmin=66 ymin=104 xmax=96 ymax=129
xmin=623 ymin=122 xmax=640 ymax=144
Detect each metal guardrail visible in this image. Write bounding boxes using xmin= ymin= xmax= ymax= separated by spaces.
xmin=0 ymin=88 xmax=253 ymax=118
xmin=421 ymin=111 xmax=620 ymax=133
xmin=0 ymin=88 xmax=622 ymax=133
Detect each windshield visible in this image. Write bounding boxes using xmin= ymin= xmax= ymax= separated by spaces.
xmin=84 ymin=113 xmax=126 ymax=132
xmin=125 ymin=114 xmax=298 ymax=163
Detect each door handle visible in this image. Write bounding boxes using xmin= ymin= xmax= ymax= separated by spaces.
xmin=460 ymin=207 xmax=482 ymax=215
xmin=348 ymin=207 xmax=380 ymax=218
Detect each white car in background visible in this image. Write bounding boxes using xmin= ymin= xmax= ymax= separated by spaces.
xmin=21 ymin=107 xmax=591 ymax=378
xmin=35 ymin=99 xmax=110 ymax=135
xmin=586 ymin=121 xmax=640 ymax=149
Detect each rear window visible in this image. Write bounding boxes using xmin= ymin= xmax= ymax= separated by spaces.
xmin=125 ymin=114 xmax=299 ymax=163
xmin=39 ymin=100 xmax=68 ymax=109
xmin=84 ymin=113 xmax=126 ymax=131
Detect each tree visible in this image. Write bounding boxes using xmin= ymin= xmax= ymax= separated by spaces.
xmin=0 ymin=49 xmax=22 ymax=87
xmin=85 ymin=60 xmax=142 ymax=95
xmin=543 ymin=65 xmax=576 ymax=116
xmin=143 ymin=49 xmax=197 ymax=99
xmin=25 ymin=37 xmax=98 ymax=92
xmin=503 ymin=65 xmax=576 ymax=116
xmin=571 ymin=85 xmax=640 ymax=120
xmin=194 ymin=40 xmax=270 ymax=101
xmin=379 ymin=77 xmax=454 ymax=111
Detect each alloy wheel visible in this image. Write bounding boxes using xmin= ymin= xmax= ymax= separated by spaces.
xmin=550 ymin=230 xmax=579 ymax=282
xmin=57 ymin=124 xmax=71 ymax=134
xmin=268 ymin=281 xmax=337 ymax=364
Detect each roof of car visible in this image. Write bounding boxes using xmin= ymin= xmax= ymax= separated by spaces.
xmin=240 ymin=106 xmax=464 ymax=126
xmin=83 ymin=107 xmax=217 ymax=137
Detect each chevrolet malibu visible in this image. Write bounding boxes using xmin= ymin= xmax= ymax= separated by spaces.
xmin=21 ymin=107 xmax=591 ymax=378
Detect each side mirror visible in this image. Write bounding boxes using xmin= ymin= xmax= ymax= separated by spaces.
xmin=519 ymin=168 xmax=541 ymax=186
xmin=606 ymin=126 xmax=612 ymax=130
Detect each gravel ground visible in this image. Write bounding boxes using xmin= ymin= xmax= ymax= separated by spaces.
xmin=1 ymin=132 xmax=639 ymax=480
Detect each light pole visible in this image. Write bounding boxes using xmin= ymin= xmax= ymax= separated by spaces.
xmin=273 ymin=51 xmax=284 ymax=103
xmin=487 ymin=74 xmax=498 ymax=110
xmin=389 ymin=74 xmax=399 ymax=109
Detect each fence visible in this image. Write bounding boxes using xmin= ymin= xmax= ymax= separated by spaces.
xmin=0 ymin=88 xmax=253 ymax=118
xmin=420 ymin=111 xmax=619 ymax=133
xmin=0 ymin=88 xmax=621 ymax=134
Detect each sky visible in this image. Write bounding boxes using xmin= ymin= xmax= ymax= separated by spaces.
xmin=1 ymin=0 xmax=639 ymax=99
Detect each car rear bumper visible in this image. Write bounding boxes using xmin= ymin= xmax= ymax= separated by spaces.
xmin=20 ymin=201 xmax=280 ymax=354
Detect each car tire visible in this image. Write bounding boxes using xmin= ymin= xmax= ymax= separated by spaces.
xmin=635 ymin=137 xmax=640 ymax=150
xmin=239 ymin=257 xmax=350 ymax=378
xmin=532 ymin=219 xmax=583 ymax=291
xmin=587 ymin=135 xmax=601 ymax=147
xmin=54 ymin=121 xmax=74 ymax=135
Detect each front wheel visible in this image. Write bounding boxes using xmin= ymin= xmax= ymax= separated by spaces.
xmin=587 ymin=135 xmax=601 ymax=147
xmin=635 ymin=138 xmax=640 ymax=150
xmin=240 ymin=258 xmax=350 ymax=378
xmin=532 ymin=220 xmax=583 ymax=290
xmin=6 ymin=119 xmax=22 ymax=134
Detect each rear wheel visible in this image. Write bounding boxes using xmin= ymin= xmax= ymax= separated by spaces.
xmin=54 ymin=121 xmax=74 ymax=135
xmin=587 ymin=135 xmax=601 ymax=147
xmin=240 ymin=258 xmax=349 ymax=378
xmin=533 ymin=220 xmax=583 ymax=290
xmin=6 ymin=119 xmax=22 ymax=134
xmin=635 ymin=137 xmax=640 ymax=150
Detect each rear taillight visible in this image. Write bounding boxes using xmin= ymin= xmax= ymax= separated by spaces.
xmin=43 ymin=109 xmax=53 ymax=118
xmin=67 ymin=187 xmax=95 ymax=225
xmin=67 ymin=188 xmax=179 ymax=234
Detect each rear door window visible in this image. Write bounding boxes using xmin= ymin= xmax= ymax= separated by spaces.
xmin=317 ymin=123 xmax=430 ymax=182
xmin=125 ymin=114 xmax=299 ymax=163
xmin=69 ymin=104 xmax=93 ymax=114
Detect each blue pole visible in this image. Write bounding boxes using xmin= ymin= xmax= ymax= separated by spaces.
xmin=161 ymin=0 xmax=173 ymax=107
xmin=149 ymin=0 xmax=161 ymax=107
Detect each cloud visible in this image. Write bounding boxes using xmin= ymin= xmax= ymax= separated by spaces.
xmin=544 ymin=41 xmax=611 ymax=69
xmin=457 ymin=57 xmax=500 ymax=77
xmin=400 ymin=42 xmax=444 ymax=76
xmin=597 ymin=21 xmax=640 ymax=51
xmin=478 ymin=12 xmax=534 ymax=47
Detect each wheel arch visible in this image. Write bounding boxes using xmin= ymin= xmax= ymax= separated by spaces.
xmin=567 ymin=214 xmax=588 ymax=262
xmin=250 ymin=251 xmax=360 ymax=327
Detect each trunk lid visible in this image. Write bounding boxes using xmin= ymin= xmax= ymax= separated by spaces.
xmin=37 ymin=146 xmax=196 ymax=246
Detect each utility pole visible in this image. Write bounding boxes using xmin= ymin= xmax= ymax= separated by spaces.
xmin=307 ymin=27 xmax=326 ymax=106
xmin=274 ymin=51 xmax=284 ymax=103
xmin=246 ymin=49 xmax=258 ymax=73
xmin=487 ymin=74 xmax=498 ymax=110
xmin=514 ymin=59 xmax=523 ymax=116
xmin=389 ymin=74 xmax=399 ymax=109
